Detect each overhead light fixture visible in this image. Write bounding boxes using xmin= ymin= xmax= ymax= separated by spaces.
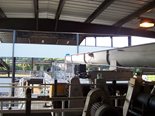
xmin=139 ymin=18 xmax=154 ymax=28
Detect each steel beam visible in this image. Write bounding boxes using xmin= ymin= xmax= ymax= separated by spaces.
xmin=0 ymin=8 xmax=7 ymax=18
xmin=55 ymin=0 xmax=66 ymax=30
xmin=33 ymin=0 xmax=39 ymax=30
xmin=114 ymin=0 xmax=155 ymax=27
xmin=0 ymin=18 xmax=155 ymax=38
xmin=85 ymin=0 xmax=115 ymax=23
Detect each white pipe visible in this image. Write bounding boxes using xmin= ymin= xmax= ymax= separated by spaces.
xmin=65 ymin=43 xmax=155 ymax=67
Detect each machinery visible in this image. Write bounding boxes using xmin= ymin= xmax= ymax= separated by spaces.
xmin=123 ymin=76 xmax=155 ymax=116
xmin=82 ymin=76 xmax=155 ymax=116
xmin=65 ymin=43 xmax=155 ymax=116
xmin=82 ymin=88 xmax=121 ymax=116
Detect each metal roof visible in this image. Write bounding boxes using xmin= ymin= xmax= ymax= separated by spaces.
xmin=0 ymin=0 xmax=154 ymax=44
xmin=61 ymin=0 xmax=101 ymax=22
xmin=94 ymin=0 xmax=150 ymax=25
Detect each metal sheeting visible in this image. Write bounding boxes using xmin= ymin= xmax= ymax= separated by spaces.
xmin=0 ymin=0 xmax=154 ymax=30
xmin=60 ymin=0 xmax=102 ymax=22
xmin=123 ymin=19 xmax=140 ymax=28
xmin=0 ymin=0 xmax=34 ymax=18
xmin=123 ymin=6 xmax=155 ymax=29
xmin=39 ymin=0 xmax=59 ymax=19
xmin=142 ymin=7 xmax=155 ymax=19
xmin=93 ymin=0 xmax=153 ymax=25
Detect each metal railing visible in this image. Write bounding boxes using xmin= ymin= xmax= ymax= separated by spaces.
xmin=0 ymin=81 xmax=126 ymax=115
xmin=0 ymin=92 xmax=85 ymax=116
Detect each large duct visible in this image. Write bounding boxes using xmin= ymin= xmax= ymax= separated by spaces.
xmin=65 ymin=43 xmax=155 ymax=67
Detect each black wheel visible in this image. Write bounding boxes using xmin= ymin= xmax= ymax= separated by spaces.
xmin=95 ymin=105 xmax=121 ymax=116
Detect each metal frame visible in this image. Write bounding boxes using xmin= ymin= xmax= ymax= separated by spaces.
xmin=0 ymin=8 xmax=7 ymax=18
xmin=85 ymin=0 xmax=115 ymax=23
xmin=55 ymin=0 xmax=66 ymax=31
xmin=11 ymin=30 xmax=16 ymax=97
xmin=0 ymin=19 xmax=154 ymax=38
xmin=33 ymin=0 xmax=39 ymax=30
xmin=114 ymin=0 xmax=155 ymax=27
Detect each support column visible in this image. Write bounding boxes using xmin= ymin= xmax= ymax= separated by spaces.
xmin=11 ymin=30 xmax=16 ymax=97
xmin=26 ymin=88 xmax=32 ymax=116
xmin=128 ymin=36 xmax=131 ymax=46
xmin=31 ymin=58 xmax=34 ymax=71
xmin=76 ymin=33 xmax=79 ymax=54
xmin=95 ymin=36 xmax=97 ymax=47
xmin=110 ymin=36 xmax=113 ymax=48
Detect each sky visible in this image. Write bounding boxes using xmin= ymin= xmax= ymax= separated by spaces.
xmin=0 ymin=36 xmax=155 ymax=58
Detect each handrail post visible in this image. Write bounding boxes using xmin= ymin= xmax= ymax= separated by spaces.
xmin=26 ymin=88 xmax=31 ymax=116
xmin=1 ymin=101 xmax=3 ymax=110
xmin=62 ymin=100 xmax=65 ymax=116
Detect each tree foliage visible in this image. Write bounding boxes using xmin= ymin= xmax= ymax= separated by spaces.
xmin=1 ymin=57 xmax=64 ymax=71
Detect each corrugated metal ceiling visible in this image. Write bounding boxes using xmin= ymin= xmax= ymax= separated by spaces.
xmin=93 ymin=0 xmax=152 ymax=25
xmin=0 ymin=0 xmax=154 ymax=45
xmin=60 ymin=0 xmax=102 ymax=22
xmin=0 ymin=0 xmax=33 ymax=18
xmin=39 ymin=0 xmax=59 ymax=18
xmin=0 ymin=0 xmax=154 ymax=28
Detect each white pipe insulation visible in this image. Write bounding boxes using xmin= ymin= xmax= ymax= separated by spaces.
xmin=65 ymin=43 xmax=155 ymax=67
